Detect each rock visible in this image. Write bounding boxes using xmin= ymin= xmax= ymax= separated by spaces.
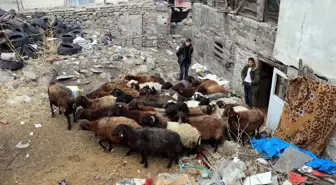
xmin=146 ymin=57 xmax=156 ymax=70
xmin=134 ymin=59 xmax=144 ymax=65
xmin=0 ymin=71 xmax=14 ymax=83
xmin=23 ymin=71 xmax=37 ymax=80
xmin=90 ymin=68 xmax=103 ymax=74
xmin=123 ymin=60 xmax=136 ymax=69
xmin=113 ymin=61 xmax=123 ymax=69
xmin=56 ymin=75 xmax=75 ymax=81
xmin=79 ymin=69 xmax=89 ymax=74
xmin=137 ymin=65 xmax=148 ymax=73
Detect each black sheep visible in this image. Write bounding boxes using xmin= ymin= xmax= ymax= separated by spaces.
xmin=110 ymin=88 xmax=133 ymax=104
xmin=112 ymin=124 xmax=182 ymax=168
xmin=193 ymin=93 xmax=210 ymax=106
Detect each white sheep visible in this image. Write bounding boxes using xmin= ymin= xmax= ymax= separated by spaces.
xmin=167 ymin=121 xmax=201 ymax=149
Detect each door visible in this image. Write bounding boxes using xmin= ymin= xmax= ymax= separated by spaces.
xmin=266 ymin=68 xmax=288 ymax=130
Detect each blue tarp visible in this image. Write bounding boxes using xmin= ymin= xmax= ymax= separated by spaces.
xmin=251 ymin=137 xmax=336 ymax=174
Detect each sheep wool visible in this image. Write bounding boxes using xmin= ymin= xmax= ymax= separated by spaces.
xmin=185 ymin=100 xmax=200 ymax=108
xmin=139 ymin=82 xmax=162 ymax=91
xmin=167 ymin=122 xmax=201 ymax=149
xmin=126 ymin=80 xmax=138 ymax=88
xmin=232 ymin=106 xmax=249 ymax=112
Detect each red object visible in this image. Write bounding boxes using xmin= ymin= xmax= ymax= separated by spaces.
xmin=312 ymin=170 xmax=329 ymax=177
xmin=1 ymin=120 xmax=8 ymax=125
xmin=289 ymin=171 xmax=307 ymax=185
xmin=143 ymin=178 xmax=152 ymax=185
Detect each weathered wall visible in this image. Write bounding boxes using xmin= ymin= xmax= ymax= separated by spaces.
xmin=192 ymin=3 xmax=276 ymax=94
xmin=273 ymin=0 xmax=336 ymax=82
xmin=21 ymin=2 xmax=169 ymax=47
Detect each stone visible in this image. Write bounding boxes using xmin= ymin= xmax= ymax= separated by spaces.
xmin=146 ymin=57 xmax=156 ymax=69
xmin=56 ymin=75 xmax=75 ymax=81
xmin=23 ymin=71 xmax=37 ymax=80
xmin=134 ymin=59 xmax=144 ymax=65
xmin=0 ymin=71 xmax=14 ymax=83
xmin=137 ymin=65 xmax=148 ymax=73
xmin=123 ymin=60 xmax=136 ymax=69
xmin=274 ymin=146 xmax=313 ymax=173
xmin=90 ymin=68 xmax=103 ymax=74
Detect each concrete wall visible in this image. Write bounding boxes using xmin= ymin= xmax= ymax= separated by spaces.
xmin=273 ymin=0 xmax=336 ymax=82
xmin=20 ymin=2 xmax=169 ymax=47
xmin=192 ymin=3 xmax=277 ymax=94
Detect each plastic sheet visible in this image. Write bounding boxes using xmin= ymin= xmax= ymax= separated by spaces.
xmin=251 ymin=137 xmax=336 ymax=174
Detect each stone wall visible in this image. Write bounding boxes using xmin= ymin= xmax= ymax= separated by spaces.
xmin=21 ymin=2 xmax=169 ymax=47
xmin=192 ymin=3 xmax=277 ymax=95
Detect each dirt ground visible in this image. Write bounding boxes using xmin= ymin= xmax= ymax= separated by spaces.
xmin=0 ymin=82 xmax=182 ymax=185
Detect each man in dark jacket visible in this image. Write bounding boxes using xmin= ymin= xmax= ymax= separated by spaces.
xmin=176 ymin=38 xmax=193 ymax=80
xmin=241 ymin=57 xmax=260 ymax=107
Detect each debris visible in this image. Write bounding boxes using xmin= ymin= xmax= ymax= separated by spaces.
xmin=146 ymin=57 xmax=156 ymax=70
xmin=150 ymin=48 xmax=158 ymax=52
xmin=20 ymin=121 xmax=25 ymax=125
xmin=66 ymin=86 xmax=81 ymax=97
xmin=166 ymin=50 xmax=173 ymax=55
xmin=167 ymin=175 xmax=196 ymax=185
xmin=58 ymin=179 xmax=67 ymax=185
xmin=56 ymin=75 xmax=75 ymax=81
xmin=29 ymin=132 xmax=33 ymax=136
xmin=298 ymin=166 xmax=313 ymax=174
xmin=243 ymin=171 xmax=272 ymax=185
xmin=256 ymin=158 xmax=269 ymax=165
xmin=274 ymin=146 xmax=313 ymax=173
xmin=282 ymin=180 xmax=292 ymax=185
xmin=143 ymin=178 xmax=152 ymax=185
xmin=155 ymin=174 xmax=196 ymax=185
xmin=1 ymin=120 xmax=8 ymax=125
xmin=26 ymin=153 xmax=29 ymax=158
xmin=23 ymin=70 xmax=37 ymax=80
xmin=90 ymin=68 xmax=103 ymax=74
xmin=312 ymin=170 xmax=329 ymax=177
xmin=288 ymin=171 xmax=307 ymax=185
xmin=251 ymin=137 xmax=336 ymax=174
xmin=15 ymin=141 xmax=30 ymax=148
xmin=93 ymin=176 xmax=101 ymax=180
xmin=191 ymin=63 xmax=208 ymax=73
xmin=34 ymin=123 xmax=42 ymax=128
xmin=116 ymin=178 xmax=146 ymax=185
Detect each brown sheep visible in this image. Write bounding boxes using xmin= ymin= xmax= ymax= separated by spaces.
xmin=135 ymin=94 xmax=175 ymax=108
xmin=128 ymin=99 xmax=156 ymax=111
xmin=86 ymin=80 xmax=128 ymax=99
xmin=172 ymin=85 xmax=198 ymax=99
xmin=48 ymin=80 xmax=76 ymax=130
xmin=79 ymin=117 xmax=141 ymax=152
xmin=197 ymin=84 xmax=228 ymax=95
xmin=75 ymin=106 xmax=110 ymax=121
xmin=73 ymin=95 xmax=116 ymax=109
xmin=185 ymin=114 xmax=226 ymax=152
xmin=125 ymin=75 xmax=165 ymax=84
xmin=107 ymin=103 xmax=158 ymax=124
xmin=139 ymin=114 xmax=170 ymax=128
xmin=227 ymin=107 xmax=265 ymax=146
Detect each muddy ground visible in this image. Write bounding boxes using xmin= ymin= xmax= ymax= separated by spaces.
xmin=0 ymin=46 xmax=199 ymax=184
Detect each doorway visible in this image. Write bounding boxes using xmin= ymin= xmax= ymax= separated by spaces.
xmin=255 ymin=61 xmax=274 ymax=108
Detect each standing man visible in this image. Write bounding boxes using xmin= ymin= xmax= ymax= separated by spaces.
xmin=176 ymin=38 xmax=193 ymax=80
xmin=241 ymin=57 xmax=260 ymax=107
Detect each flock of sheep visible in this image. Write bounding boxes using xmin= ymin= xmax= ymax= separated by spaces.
xmin=47 ymin=74 xmax=265 ymax=168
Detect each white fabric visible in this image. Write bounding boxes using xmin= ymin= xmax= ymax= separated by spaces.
xmin=244 ymin=67 xmax=252 ymax=83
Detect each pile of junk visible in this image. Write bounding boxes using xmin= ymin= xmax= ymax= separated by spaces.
xmin=0 ymin=9 xmax=85 ymax=70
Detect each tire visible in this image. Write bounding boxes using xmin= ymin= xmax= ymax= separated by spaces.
xmin=31 ymin=12 xmax=47 ymax=19
xmin=0 ymin=59 xmax=24 ymax=70
xmin=57 ymin=43 xmax=82 ymax=55
xmin=4 ymin=31 xmax=29 ymax=47
xmin=60 ymin=33 xmax=76 ymax=42
xmin=23 ymin=44 xmax=38 ymax=59
xmin=67 ymin=25 xmax=81 ymax=32
xmin=68 ymin=28 xmax=83 ymax=37
xmin=52 ymin=19 xmax=68 ymax=37
xmin=29 ymin=17 xmax=50 ymax=30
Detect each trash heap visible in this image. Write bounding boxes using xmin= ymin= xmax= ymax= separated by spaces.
xmin=0 ymin=8 xmax=88 ymax=71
